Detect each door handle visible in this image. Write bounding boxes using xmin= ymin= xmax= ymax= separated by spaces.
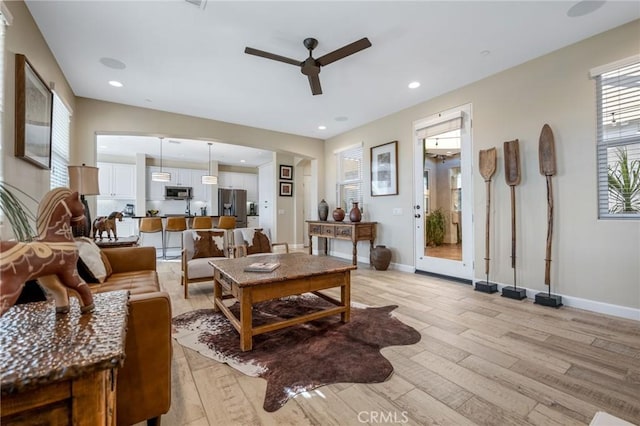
xmin=414 ymin=214 xmax=421 ymax=218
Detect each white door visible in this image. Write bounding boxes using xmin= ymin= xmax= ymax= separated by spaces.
xmin=414 ymin=104 xmax=474 ymax=280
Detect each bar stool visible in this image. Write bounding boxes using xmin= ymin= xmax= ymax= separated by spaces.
xmin=164 ymin=216 xmax=187 ymax=259
xmin=191 ymin=216 xmax=213 ymax=230
xmin=138 ymin=217 xmax=164 ymax=258
xmin=217 ymin=216 xmax=236 ymax=230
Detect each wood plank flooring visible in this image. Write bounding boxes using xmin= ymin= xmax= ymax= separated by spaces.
xmin=143 ymin=257 xmax=640 ymax=426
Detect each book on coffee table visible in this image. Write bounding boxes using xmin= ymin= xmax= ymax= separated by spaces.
xmin=244 ymin=262 xmax=280 ymax=272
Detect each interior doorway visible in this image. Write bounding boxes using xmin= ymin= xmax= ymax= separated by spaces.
xmin=413 ymin=104 xmax=473 ymax=280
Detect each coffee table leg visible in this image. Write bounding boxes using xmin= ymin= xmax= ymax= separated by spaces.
xmin=213 ymin=278 xmax=222 ymax=312
xmin=341 ymin=272 xmax=351 ymax=323
xmin=239 ymin=289 xmax=253 ymax=351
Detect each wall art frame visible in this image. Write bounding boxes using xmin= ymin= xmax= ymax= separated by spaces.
xmin=279 ymin=165 xmax=293 ymax=180
xmin=279 ymin=181 xmax=293 ymax=197
xmin=370 ymin=140 xmax=398 ymax=196
xmin=15 ymin=54 xmax=53 ymax=170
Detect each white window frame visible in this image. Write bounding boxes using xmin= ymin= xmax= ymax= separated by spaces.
xmin=591 ymin=56 xmax=640 ymax=219
xmin=50 ymin=92 xmax=72 ymax=189
xmin=335 ymin=143 xmax=363 ymax=212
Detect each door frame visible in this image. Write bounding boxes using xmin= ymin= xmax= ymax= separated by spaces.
xmin=413 ymin=103 xmax=474 ymax=280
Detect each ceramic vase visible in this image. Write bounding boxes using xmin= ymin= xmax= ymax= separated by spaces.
xmin=318 ymin=199 xmax=329 ymax=221
xmin=371 ymin=245 xmax=392 ymax=270
xmin=349 ymin=202 xmax=362 ymax=222
xmin=332 ymin=207 xmax=345 ymax=222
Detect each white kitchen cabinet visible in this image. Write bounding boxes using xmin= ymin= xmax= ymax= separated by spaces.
xmin=247 ymin=215 xmax=259 ymax=228
xmin=258 ymin=163 xmax=274 ymax=232
xmin=218 ymin=172 xmax=258 ymax=201
xmin=244 ymin=173 xmax=258 ymax=202
xmin=115 ymin=217 xmax=136 ymax=237
xmin=147 ymin=167 xmax=210 ymax=201
xmin=97 ymin=162 xmax=135 ymax=199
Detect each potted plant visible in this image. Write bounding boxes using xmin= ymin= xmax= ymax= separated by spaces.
xmin=425 ymin=207 xmax=446 ymax=246
xmin=608 ymin=147 xmax=640 ymax=213
xmin=0 ymin=182 xmax=36 ymax=242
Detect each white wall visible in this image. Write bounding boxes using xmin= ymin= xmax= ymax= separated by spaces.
xmin=325 ymin=20 xmax=640 ymax=310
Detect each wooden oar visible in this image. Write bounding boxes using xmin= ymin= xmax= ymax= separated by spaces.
xmin=503 ymin=139 xmax=521 ymax=287
xmin=539 ymin=124 xmax=556 ymax=292
xmin=479 ymin=148 xmax=497 ymax=284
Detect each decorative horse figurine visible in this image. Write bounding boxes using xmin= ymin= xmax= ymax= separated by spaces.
xmin=93 ymin=211 xmax=123 ymax=240
xmin=0 ymin=188 xmax=95 ymax=316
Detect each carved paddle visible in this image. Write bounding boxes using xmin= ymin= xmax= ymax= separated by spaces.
xmin=539 ymin=124 xmax=556 ymax=289
xmin=503 ymin=139 xmax=521 ymax=288
xmin=479 ymin=148 xmax=497 ymax=284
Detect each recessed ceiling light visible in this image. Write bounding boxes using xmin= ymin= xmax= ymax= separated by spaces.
xmin=567 ymin=0 xmax=605 ymax=17
xmin=145 ymin=98 xmax=153 ymax=103
xmin=480 ymin=50 xmax=491 ymax=57
xmin=240 ymin=159 xmax=246 ymax=163
xmin=318 ymin=125 xmax=327 ymax=130
xmin=335 ymin=116 xmax=348 ymax=122
xmin=408 ymin=81 xmax=421 ymax=89
xmin=99 ymin=57 xmax=126 ymax=70
xmin=108 ymin=80 xmax=123 ymax=88
xmin=99 ymin=145 xmax=108 ymax=149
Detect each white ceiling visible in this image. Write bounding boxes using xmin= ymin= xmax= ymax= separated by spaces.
xmin=26 ymin=1 xmax=640 ymax=163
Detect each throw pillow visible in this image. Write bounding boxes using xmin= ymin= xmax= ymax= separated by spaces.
xmin=246 ymin=228 xmax=271 ymax=255
xmin=193 ymin=230 xmax=226 ymax=259
xmin=75 ymin=237 xmax=108 ymax=283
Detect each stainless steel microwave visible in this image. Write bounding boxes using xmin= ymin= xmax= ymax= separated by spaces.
xmin=165 ymin=186 xmax=192 ymax=200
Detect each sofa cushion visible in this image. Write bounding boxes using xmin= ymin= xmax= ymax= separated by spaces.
xmin=75 ymin=237 xmax=107 ymax=283
xmin=93 ymin=271 xmax=160 ymax=295
xmin=193 ymin=230 xmax=226 ymax=259
xmin=186 ymin=258 xmax=217 ymax=280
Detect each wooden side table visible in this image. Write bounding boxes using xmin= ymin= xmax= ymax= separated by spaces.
xmin=1 ymin=291 xmax=129 ymax=425
xmin=306 ymin=221 xmax=377 ymax=266
xmin=94 ymin=235 xmax=139 ymax=248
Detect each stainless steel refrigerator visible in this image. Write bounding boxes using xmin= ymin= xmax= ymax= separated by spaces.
xmin=218 ymin=188 xmax=247 ymax=228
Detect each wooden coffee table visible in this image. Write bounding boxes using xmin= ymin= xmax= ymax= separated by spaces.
xmin=209 ymin=253 xmax=356 ymax=351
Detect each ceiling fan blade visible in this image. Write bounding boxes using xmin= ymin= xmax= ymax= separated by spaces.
xmin=308 ymin=75 xmax=322 ymax=95
xmin=316 ymin=37 xmax=372 ymax=66
xmin=244 ymin=47 xmax=301 ymax=66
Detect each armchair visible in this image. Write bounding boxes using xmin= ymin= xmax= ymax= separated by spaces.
xmin=181 ymin=228 xmax=232 ymax=298
xmin=233 ymin=227 xmax=289 ymax=257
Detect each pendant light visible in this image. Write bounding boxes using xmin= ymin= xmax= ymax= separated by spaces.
xmin=151 ymin=137 xmax=171 ymax=182
xmin=202 ymin=142 xmax=218 ymax=184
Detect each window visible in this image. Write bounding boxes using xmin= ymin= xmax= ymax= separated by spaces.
xmin=50 ymin=93 xmax=71 ymax=189
xmin=336 ymin=144 xmax=363 ymax=211
xmin=592 ymin=57 xmax=640 ymax=219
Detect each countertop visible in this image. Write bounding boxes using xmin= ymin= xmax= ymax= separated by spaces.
xmin=132 ymin=215 xmax=221 ymax=219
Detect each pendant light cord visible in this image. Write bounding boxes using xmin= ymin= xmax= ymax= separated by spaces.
xmin=208 ymin=143 xmax=212 ymax=175
xmin=159 ymin=137 xmax=164 ymax=172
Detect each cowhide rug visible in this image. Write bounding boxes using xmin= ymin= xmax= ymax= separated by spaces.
xmin=172 ymin=294 xmax=421 ymax=412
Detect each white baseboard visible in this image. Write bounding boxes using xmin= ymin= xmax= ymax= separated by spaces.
xmin=307 ymin=250 xmax=639 ymax=321
xmin=478 ymin=281 xmax=640 ymax=321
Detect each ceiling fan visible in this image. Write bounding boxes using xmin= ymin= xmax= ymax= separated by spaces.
xmin=244 ymin=37 xmax=372 ymax=95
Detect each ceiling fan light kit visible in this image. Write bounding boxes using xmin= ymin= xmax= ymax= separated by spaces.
xmin=245 ymin=37 xmax=372 ymax=95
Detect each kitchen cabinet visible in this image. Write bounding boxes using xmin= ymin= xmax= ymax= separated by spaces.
xmin=258 ymin=163 xmax=274 ymax=231
xmin=146 ymin=166 xmax=165 ymax=201
xmin=98 ymin=162 xmax=135 ymax=199
xmin=146 ymin=167 xmax=210 ymax=201
xmin=247 ymin=215 xmax=259 ymax=228
xmin=116 ymin=217 xmax=137 ymax=237
xmin=218 ymin=172 xmax=258 ymax=201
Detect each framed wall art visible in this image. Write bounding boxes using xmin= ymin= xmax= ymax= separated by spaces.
xmin=15 ymin=54 xmax=53 ymax=169
xmin=370 ymin=140 xmax=398 ymax=196
xmin=279 ymin=164 xmax=293 ymax=180
xmin=279 ymin=181 xmax=293 ymax=197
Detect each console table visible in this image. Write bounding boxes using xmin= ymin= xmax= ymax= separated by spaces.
xmin=307 ymin=220 xmax=377 ymax=266
xmin=1 ymin=291 xmax=129 ymax=425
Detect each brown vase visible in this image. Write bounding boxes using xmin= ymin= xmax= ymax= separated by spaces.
xmin=332 ymin=207 xmax=345 ymax=222
xmin=349 ymin=202 xmax=362 ymax=222
xmin=371 ymin=245 xmax=392 ymax=270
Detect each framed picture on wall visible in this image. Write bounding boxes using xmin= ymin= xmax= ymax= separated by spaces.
xmin=371 ymin=140 xmax=398 ymax=196
xmin=279 ymin=165 xmax=293 ymax=180
xmin=15 ymin=54 xmax=53 ymax=169
xmin=279 ymin=181 xmax=293 ymax=196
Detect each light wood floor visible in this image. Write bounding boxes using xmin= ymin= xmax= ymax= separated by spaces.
xmin=148 ymin=257 xmax=640 ymax=426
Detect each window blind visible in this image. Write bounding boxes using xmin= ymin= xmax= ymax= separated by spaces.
xmin=336 ymin=144 xmax=363 ymax=211
xmin=594 ymin=59 xmax=640 ymax=218
xmin=50 ymin=93 xmax=71 ymax=189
